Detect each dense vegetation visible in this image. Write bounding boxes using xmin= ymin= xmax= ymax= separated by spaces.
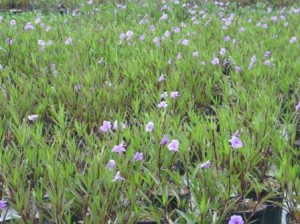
xmin=0 ymin=0 xmax=300 ymax=223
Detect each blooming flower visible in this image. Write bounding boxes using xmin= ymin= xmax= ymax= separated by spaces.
xmin=224 ymin=36 xmax=230 ymax=41
xmin=177 ymin=52 xmax=182 ymax=60
xmin=0 ymin=200 xmax=7 ymax=210
xmin=181 ymin=39 xmax=189 ymax=46
xmin=145 ymin=122 xmax=154 ymax=132
xmin=170 ymin=91 xmax=179 ymax=99
xmin=112 ymin=142 xmax=126 ymax=154
xmin=10 ymin=19 xmax=16 ymax=26
xmin=106 ymin=160 xmax=116 ymax=170
xmin=290 ymin=37 xmax=297 ymax=43
xmin=167 ymin=140 xmax=179 ymax=152
xmin=158 ymin=74 xmax=165 ymax=83
xmin=24 ymin=22 xmax=34 ymax=31
xmin=161 ymin=92 xmax=168 ymax=100
xmin=157 ymin=101 xmax=168 ymax=109
xmin=264 ymin=51 xmax=271 ymax=57
xmin=235 ymin=66 xmax=241 ymax=72
xmin=229 ymin=131 xmax=243 ymax=149
xmin=100 ymin=121 xmax=112 ymax=133
xmin=228 ymin=215 xmax=244 ymax=224
xmin=211 ymin=57 xmax=220 ymax=65
xmin=296 ymin=101 xmax=300 ymax=111
xmin=200 ymin=160 xmax=211 ymax=169
xmin=220 ymin=48 xmax=226 ymax=56
xmin=38 ymin=40 xmax=46 ymax=50
xmin=0 ymin=65 xmax=2 ymax=71
xmin=132 ymin=152 xmax=144 ymax=162
xmin=264 ymin=60 xmax=271 ymax=66
xmin=65 ymin=37 xmax=72 ymax=45
xmin=6 ymin=38 xmax=13 ymax=45
xmin=160 ymin=135 xmax=169 ymax=145
xmin=159 ymin=13 xmax=168 ymax=21
xmin=28 ymin=114 xmax=39 ymax=122
xmin=112 ymin=171 xmax=125 ymax=181
xmin=193 ymin=51 xmax=199 ymax=57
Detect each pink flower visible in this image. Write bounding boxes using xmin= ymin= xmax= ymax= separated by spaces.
xmin=100 ymin=121 xmax=112 ymax=133
xmin=28 ymin=114 xmax=39 ymax=121
xmin=145 ymin=122 xmax=154 ymax=132
xmin=112 ymin=171 xmax=125 ymax=181
xmin=167 ymin=139 xmax=179 ymax=152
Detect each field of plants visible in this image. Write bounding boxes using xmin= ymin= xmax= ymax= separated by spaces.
xmin=0 ymin=0 xmax=300 ymax=223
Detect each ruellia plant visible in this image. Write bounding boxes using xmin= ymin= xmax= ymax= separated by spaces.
xmin=0 ymin=0 xmax=300 ymax=223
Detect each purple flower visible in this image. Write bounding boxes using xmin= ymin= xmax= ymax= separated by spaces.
xmin=158 ymin=74 xmax=165 ymax=83
xmin=159 ymin=13 xmax=168 ymax=21
xmin=200 ymin=160 xmax=211 ymax=169
xmin=264 ymin=51 xmax=271 ymax=57
xmin=264 ymin=60 xmax=271 ymax=66
xmin=65 ymin=37 xmax=72 ymax=45
xmin=229 ymin=132 xmax=243 ymax=149
xmin=220 ymin=48 xmax=226 ymax=56
xmin=173 ymin=27 xmax=181 ymax=33
xmin=181 ymin=39 xmax=189 ymax=46
xmin=6 ymin=38 xmax=13 ymax=45
xmin=0 ymin=200 xmax=7 ymax=210
xmin=240 ymin=27 xmax=246 ymax=32
xmin=170 ymin=91 xmax=179 ymax=99
xmin=125 ymin=31 xmax=134 ymax=40
xmin=290 ymin=37 xmax=297 ymax=43
xmin=10 ymin=19 xmax=16 ymax=26
xmin=24 ymin=22 xmax=34 ymax=31
xmin=235 ymin=66 xmax=241 ymax=72
xmin=177 ymin=52 xmax=182 ymax=60
xmin=193 ymin=51 xmax=199 ymax=57
xmin=228 ymin=215 xmax=244 ymax=224
xmin=139 ymin=34 xmax=145 ymax=41
xmin=98 ymin=57 xmax=104 ymax=64
xmin=211 ymin=57 xmax=220 ymax=65
xmin=224 ymin=36 xmax=230 ymax=41
xmin=107 ymin=160 xmax=116 ymax=170
xmin=100 ymin=121 xmax=112 ymax=133
xmin=0 ymin=65 xmax=3 ymax=71
xmin=167 ymin=139 xmax=179 ymax=152
xmin=112 ymin=171 xmax=125 ymax=182
xmin=157 ymin=101 xmax=168 ymax=109
xmin=161 ymin=91 xmax=168 ymax=100
xmin=145 ymin=122 xmax=154 ymax=132
xmin=132 ymin=152 xmax=144 ymax=162
xmin=296 ymin=101 xmax=300 ymax=111
xmin=164 ymin=30 xmax=171 ymax=37
xmin=160 ymin=135 xmax=169 ymax=145
xmin=120 ymin=33 xmax=126 ymax=40
xmin=112 ymin=142 xmax=126 ymax=154
xmin=28 ymin=114 xmax=39 ymax=121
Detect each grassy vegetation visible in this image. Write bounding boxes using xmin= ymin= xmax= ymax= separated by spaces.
xmin=0 ymin=0 xmax=300 ymax=223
